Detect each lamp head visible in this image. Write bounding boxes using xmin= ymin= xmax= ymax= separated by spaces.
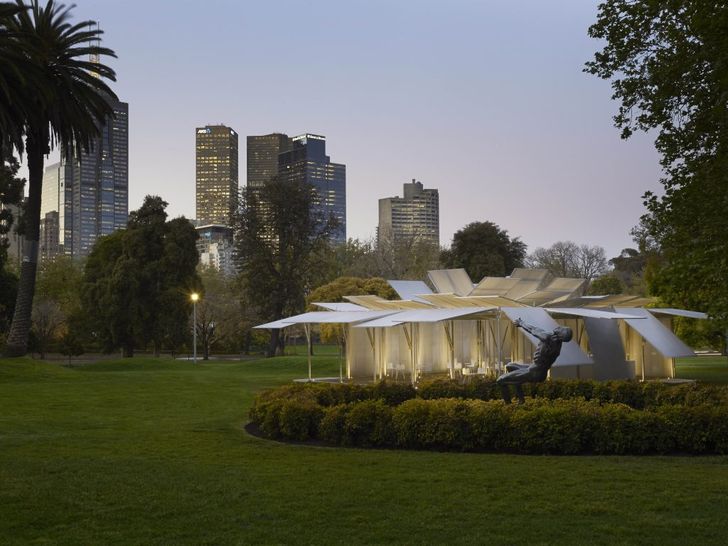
xmin=190 ymin=293 xmax=199 ymax=302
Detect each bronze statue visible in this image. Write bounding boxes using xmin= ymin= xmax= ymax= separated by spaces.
xmin=496 ymin=318 xmax=573 ymax=404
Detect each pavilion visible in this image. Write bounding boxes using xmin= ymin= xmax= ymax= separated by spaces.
xmin=255 ymin=268 xmax=707 ymax=383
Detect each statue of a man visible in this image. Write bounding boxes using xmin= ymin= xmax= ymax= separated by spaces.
xmin=496 ymin=318 xmax=573 ymax=404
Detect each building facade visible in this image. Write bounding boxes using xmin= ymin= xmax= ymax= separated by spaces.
xmin=378 ymin=179 xmax=439 ymax=247
xmin=277 ymin=134 xmax=346 ymax=243
xmin=196 ymin=125 xmax=239 ymax=226
xmin=196 ymin=224 xmax=236 ymax=276
xmin=38 ymin=99 xmax=129 ymax=259
xmin=246 ymin=133 xmax=291 ymax=188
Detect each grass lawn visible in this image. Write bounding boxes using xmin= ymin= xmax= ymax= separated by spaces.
xmin=1 ymin=353 xmax=728 ymax=545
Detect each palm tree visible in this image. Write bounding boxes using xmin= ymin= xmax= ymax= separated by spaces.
xmin=0 ymin=2 xmax=28 ymax=157
xmin=3 ymin=0 xmax=117 ymax=356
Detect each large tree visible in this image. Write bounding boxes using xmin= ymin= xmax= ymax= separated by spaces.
xmin=586 ymin=1 xmax=728 ymax=335
xmin=440 ymin=221 xmax=526 ymax=282
xmin=306 ymin=276 xmax=396 ymax=345
xmin=234 ymin=176 xmax=337 ymax=357
xmin=3 ymin=0 xmax=117 ymax=356
xmin=527 ymin=241 xmax=608 ymax=280
xmin=82 ymin=197 xmax=199 ymax=357
xmin=0 ymin=154 xmax=23 ymax=334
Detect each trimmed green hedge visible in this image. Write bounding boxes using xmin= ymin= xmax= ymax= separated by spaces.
xmin=249 ymin=380 xmax=728 ymax=454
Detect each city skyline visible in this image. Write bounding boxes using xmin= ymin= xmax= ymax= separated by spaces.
xmin=23 ymin=0 xmax=662 ymax=259
xmin=39 ymin=99 xmax=129 ymax=259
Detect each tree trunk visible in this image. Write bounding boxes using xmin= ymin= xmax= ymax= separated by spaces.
xmin=267 ymin=329 xmax=280 ymax=357
xmin=4 ymin=134 xmax=43 ymax=357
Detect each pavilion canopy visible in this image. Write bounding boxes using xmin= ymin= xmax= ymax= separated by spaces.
xmin=543 ymin=308 xmax=644 ymax=320
xmin=352 ymin=307 xmax=492 ymax=329
xmin=388 ymin=280 xmax=433 ymax=304
xmin=254 ymin=310 xmax=397 ymax=329
xmin=649 ymin=308 xmax=709 ymax=320
xmin=615 ymin=308 xmax=695 ymax=358
xmin=313 ymin=302 xmax=368 ymax=312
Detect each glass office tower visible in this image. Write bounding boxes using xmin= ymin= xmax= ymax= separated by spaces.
xmin=39 ymin=99 xmax=129 ymax=258
xmin=196 ymin=125 xmax=239 ymax=226
xmin=278 ymin=134 xmax=346 ymax=243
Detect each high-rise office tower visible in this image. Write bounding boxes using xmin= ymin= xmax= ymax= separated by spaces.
xmin=246 ymin=133 xmax=292 ymax=187
xmin=38 ymin=99 xmax=129 ymax=258
xmin=196 ymin=125 xmax=239 ymax=226
xmin=378 ymin=179 xmax=440 ymax=247
xmin=40 ymin=160 xmax=73 ymax=258
xmin=196 ymin=223 xmax=236 ymax=276
xmin=278 ymin=134 xmax=346 ymax=243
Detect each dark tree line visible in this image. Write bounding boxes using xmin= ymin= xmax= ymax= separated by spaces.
xmin=587 ymin=0 xmax=728 ymax=349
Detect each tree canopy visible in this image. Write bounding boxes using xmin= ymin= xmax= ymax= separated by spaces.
xmin=2 ymin=0 xmax=117 ymax=356
xmin=440 ymin=221 xmax=526 ymax=282
xmin=306 ymin=276 xmax=396 ymax=344
xmin=527 ymin=241 xmax=608 ymax=281
xmin=234 ymin=176 xmax=338 ymax=356
xmin=82 ymin=196 xmax=199 ymax=357
xmin=587 ymin=1 xmax=728 ymax=335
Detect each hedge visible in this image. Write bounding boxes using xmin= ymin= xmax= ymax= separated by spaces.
xmin=249 ymin=381 xmax=728 ymax=454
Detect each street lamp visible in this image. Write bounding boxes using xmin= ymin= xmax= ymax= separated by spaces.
xmin=191 ymin=292 xmax=199 ymax=364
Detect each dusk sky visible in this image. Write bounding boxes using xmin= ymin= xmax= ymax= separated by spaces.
xmin=38 ymin=0 xmax=663 ymax=259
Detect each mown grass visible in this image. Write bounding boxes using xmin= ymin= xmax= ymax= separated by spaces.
xmin=676 ymin=355 xmax=728 ymax=383
xmin=1 ymin=353 xmax=727 ymax=545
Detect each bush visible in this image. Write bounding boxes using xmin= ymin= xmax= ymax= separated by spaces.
xmin=249 ymin=379 xmax=728 ymax=454
xmin=278 ymin=399 xmax=323 ymax=441
xmin=343 ymin=399 xmax=394 ymax=446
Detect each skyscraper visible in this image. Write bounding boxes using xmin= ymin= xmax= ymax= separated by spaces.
xmin=378 ymin=179 xmax=440 ymax=247
xmin=196 ymin=125 xmax=239 ymax=226
xmin=277 ymin=134 xmax=346 ymax=243
xmin=38 ymin=99 xmax=129 ymax=258
xmin=40 ymin=160 xmax=73 ymax=257
xmin=246 ymin=133 xmax=291 ymax=187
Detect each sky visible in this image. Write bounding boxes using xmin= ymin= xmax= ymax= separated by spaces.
xmin=32 ymin=0 xmax=663 ymax=259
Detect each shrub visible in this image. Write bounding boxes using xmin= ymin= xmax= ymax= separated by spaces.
xmin=277 ymin=399 xmax=324 ymax=441
xmin=249 ymin=378 xmax=728 ymax=454
xmin=419 ymin=379 xmax=466 ymax=400
xmin=319 ymin=404 xmax=350 ymax=445
xmin=343 ymin=399 xmax=395 ymax=446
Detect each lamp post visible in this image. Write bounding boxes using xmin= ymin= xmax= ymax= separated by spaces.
xmin=191 ymin=292 xmax=199 ymax=364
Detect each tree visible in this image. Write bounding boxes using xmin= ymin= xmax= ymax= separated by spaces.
xmin=527 ymin=241 xmax=608 ymax=280
xmin=440 ymin=221 xmax=526 ymax=282
xmin=0 ymin=2 xmax=31 ymax=158
xmin=82 ymin=197 xmax=199 ymax=357
xmin=234 ymin=176 xmax=338 ymax=357
xmin=191 ymin=267 xmax=246 ymax=359
xmin=306 ymin=276 xmax=396 ymax=345
xmin=0 ymin=153 xmax=23 ymax=335
xmin=588 ymin=275 xmax=624 ymax=296
xmin=4 ymin=0 xmax=117 ymax=356
xmin=586 ymin=1 xmax=728 ymax=334
xmin=30 ymin=297 xmax=63 ymax=359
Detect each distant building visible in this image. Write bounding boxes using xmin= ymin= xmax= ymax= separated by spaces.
xmin=196 ymin=125 xmax=239 ymax=226
xmin=40 ymin=161 xmax=73 ymax=259
xmin=196 ymin=224 xmax=236 ymax=276
xmin=247 ymin=133 xmax=291 ymax=188
xmin=39 ymin=211 xmax=60 ymax=262
xmin=38 ymin=99 xmax=129 ymax=258
xmin=0 ymin=202 xmax=24 ymax=265
xmin=378 ymin=179 xmax=439 ymax=247
xmin=278 ymin=134 xmax=346 ymax=243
